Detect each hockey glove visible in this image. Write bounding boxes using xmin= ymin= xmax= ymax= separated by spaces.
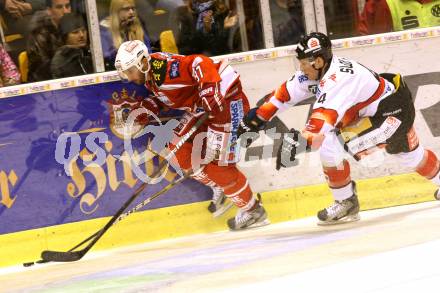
xmin=132 ymin=98 xmax=160 ymax=125
xmin=237 ymin=107 xmax=267 ymax=147
xmin=200 ymin=83 xmax=224 ymax=113
xmin=276 ymin=128 xmax=301 ymax=170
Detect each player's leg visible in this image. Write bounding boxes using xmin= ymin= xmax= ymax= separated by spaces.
xmin=170 ymin=139 xmax=232 ymax=216
xmin=204 ymin=92 xmax=269 ymax=230
xmin=192 ymin=167 xmax=232 ymax=217
xmin=317 ymin=132 xmax=360 ymax=225
xmin=171 ymin=110 xmax=233 ymax=216
xmin=175 ymin=119 xmax=268 ymax=229
xmin=390 ymin=128 xmax=440 ymax=200
xmin=379 ymin=74 xmax=440 ymax=200
xmin=202 ymin=163 xmax=269 ymax=230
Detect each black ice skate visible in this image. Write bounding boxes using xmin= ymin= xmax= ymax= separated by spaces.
xmin=317 ymin=182 xmax=360 ymax=226
xmin=227 ymin=201 xmax=270 ymax=231
xmin=208 ymin=187 xmax=233 ymax=218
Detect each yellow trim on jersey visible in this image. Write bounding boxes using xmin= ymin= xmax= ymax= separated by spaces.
xmin=0 ymin=173 xmax=436 ymax=267
xmin=392 ymin=73 xmax=402 ymax=90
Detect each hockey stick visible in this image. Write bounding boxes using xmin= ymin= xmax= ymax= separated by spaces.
xmin=24 ymin=172 xmax=192 ymax=267
xmin=40 ymin=113 xmax=209 ymax=263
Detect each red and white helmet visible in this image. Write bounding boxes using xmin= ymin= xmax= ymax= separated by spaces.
xmin=115 ymin=40 xmax=150 ymax=81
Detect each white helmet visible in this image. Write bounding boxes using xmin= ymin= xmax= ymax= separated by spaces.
xmin=115 ymin=40 xmax=150 ymax=81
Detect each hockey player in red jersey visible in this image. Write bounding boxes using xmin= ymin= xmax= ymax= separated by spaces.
xmin=238 ymin=32 xmax=440 ymax=225
xmin=114 ymin=40 xmax=269 ymax=230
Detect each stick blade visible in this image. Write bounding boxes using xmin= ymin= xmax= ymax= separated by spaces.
xmin=41 ymin=250 xmax=85 ymax=262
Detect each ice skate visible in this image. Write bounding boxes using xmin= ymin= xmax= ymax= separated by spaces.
xmin=227 ymin=201 xmax=270 ymax=231
xmin=207 ymin=187 xmax=233 ymax=218
xmin=317 ymin=182 xmax=360 ymax=226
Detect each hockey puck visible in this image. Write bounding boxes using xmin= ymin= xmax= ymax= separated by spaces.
xmin=23 ymin=262 xmax=35 ymax=267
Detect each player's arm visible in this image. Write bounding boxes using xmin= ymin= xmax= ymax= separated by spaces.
xmin=190 ymin=55 xmax=224 ymax=112
xmin=275 ymin=106 xmax=338 ymax=170
xmin=237 ymin=72 xmax=314 ymax=138
xmin=301 ymin=107 xmax=338 ymax=149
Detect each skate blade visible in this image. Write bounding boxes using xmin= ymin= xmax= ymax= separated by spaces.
xmin=212 ymin=202 xmax=234 ymax=218
xmin=317 ymin=214 xmax=360 ymax=226
xmin=230 ymin=219 xmax=271 ymax=231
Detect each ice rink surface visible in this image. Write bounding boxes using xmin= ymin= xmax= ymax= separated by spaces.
xmin=1 ymin=201 xmax=439 ymax=293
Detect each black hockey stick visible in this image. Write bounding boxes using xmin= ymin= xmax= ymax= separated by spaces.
xmin=40 ymin=113 xmax=209 ymax=262
xmin=24 ymin=172 xmax=192 ymax=267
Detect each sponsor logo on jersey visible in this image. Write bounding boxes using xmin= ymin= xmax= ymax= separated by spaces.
xmin=382 ymin=108 xmax=402 ymax=117
xmin=150 ymin=58 xmax=168 ymax=86
xmin=152 ymin=59 xmax=165 ymax=70
xmin=346 ymin=116 xmax=402 ymax=154
xmin=199 ymin=86 xmax=213 ymax=97
xmin=298 ymin=74 xmax=308 ymax=83
xmin=406 ymin=127 xmax=419 ymax=151
xmin=169 ymin=61 xmax=180 ymax=79
xmin=315 ymin=87 xmax=321 ymax=96
xmin=228 ymin=100 xmax=244 ymax=161
xmin=308 ymin=84 xmax=318 ymax=94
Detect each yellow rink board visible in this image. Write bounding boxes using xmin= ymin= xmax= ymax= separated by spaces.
xmin=0 ymin=172 xmax=437 ymax=268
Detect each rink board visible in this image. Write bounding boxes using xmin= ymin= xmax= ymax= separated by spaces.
xmin=0 ymin=172 xmax=437 ymax=267
xmin=0 ymin=27 xmax=439 ymax=267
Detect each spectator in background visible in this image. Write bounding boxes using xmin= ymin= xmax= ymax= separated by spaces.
xmin=0 ymin=44 xmax=21 ymax=86
xmin=51 ymin=13 xmax=93 ymax=78
xmin=174 ymin=0 xmax=238 ymax=56
xmin=27 ymin=0 xmax=71 ymax=81
xmin=358 ymin=0 xmax=440 ymax=35
xmin=0 ymin=0 xmax=46 ymax=64
xmin=100 ymin=0 xmax=152 ymax=70
xmin=270 ymin=0 xmax=304 ymax=46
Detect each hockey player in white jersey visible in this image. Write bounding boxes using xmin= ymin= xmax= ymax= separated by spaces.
xmin=238 ymin=32 xmax=440 ymax=225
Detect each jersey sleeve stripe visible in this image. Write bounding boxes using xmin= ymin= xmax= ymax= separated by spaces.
xmin=304 ymin=107 xmax=339 ymax=134
xmin=256 ymin=100 xmax=279 ymax=121
xmin=274 ymin=82 xmax=291 ymax=103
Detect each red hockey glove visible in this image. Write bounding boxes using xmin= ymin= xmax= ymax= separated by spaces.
xmin=132 ymin=98 xmax=160 ymax=125
xmin=199 ymin=83 xmax=224 ymax=112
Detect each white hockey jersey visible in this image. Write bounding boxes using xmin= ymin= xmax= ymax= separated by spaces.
xmin=257 ymin=55 xmax=395 ymax=135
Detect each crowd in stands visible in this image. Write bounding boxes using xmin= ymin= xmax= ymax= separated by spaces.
xmin=0 ymin=0 xmax=438 ymax=87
